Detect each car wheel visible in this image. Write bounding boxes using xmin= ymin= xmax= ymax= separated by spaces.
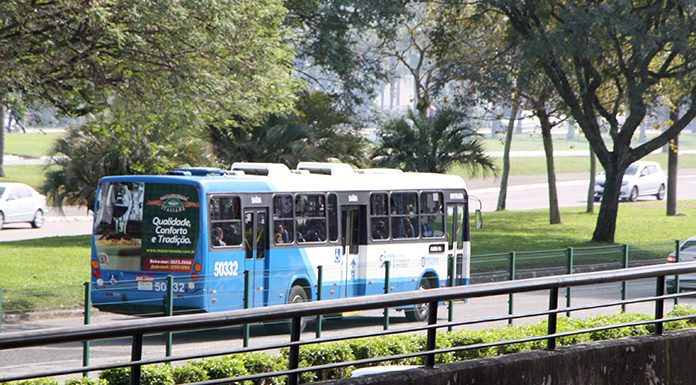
xmin=405 ymin=279 xmax=432 ymax=322
xmin=629 ymin=186 xmax=639 ymax=202
xmin=0 ymin=212 xmax=4 ymax=230
xmin=31 ymin=210 xmax=44 ymax=228
xmin=265 ymin=284 xmax=309 ymax=333
xmin=656 ymin=184 xmax=666 ymax=201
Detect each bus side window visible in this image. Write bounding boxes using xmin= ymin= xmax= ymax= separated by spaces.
xmin=210 ymin=196 xmax=242 ymax=247
xmin=273 ymin=194 xmax=295 ymax=245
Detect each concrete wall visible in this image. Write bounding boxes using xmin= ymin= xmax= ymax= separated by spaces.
xmin=329 ymin=329 xmax=696 ymax=385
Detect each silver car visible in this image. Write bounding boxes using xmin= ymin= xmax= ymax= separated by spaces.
xmin=594 ymin=161 xmax=666 ymax=202
xmin=0 ymin=183 xmax=48 ymax=229
xmin=667 ymin=236 xmax=696 ymax=293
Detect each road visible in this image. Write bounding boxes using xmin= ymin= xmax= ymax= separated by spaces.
xmin=2 ymin=278 xmax=688 ymax=380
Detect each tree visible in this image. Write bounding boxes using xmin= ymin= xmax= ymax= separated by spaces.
xmin=208 ymin=91 xmax=370 ymax=168
xmin=373 ymin=108 xmax=495 ymax=174
xmin=285 ymin=0 xmax=411 ymax=107
xmin=43 ymin=109 xmax=210 ymax=210
xmin=0 ymin=0 xmax=298 ymax=175
xmin=487 ymin=0 xmax=696 ymax=242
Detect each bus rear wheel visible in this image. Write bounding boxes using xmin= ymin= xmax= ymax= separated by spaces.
xmin=405 ymin=279 xmax=431 ymax=322
xmin=264 ymin=285 xmax=309 ymax=334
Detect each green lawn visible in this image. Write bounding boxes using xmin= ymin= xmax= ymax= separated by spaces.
xmin=4 ymin=132 xmax=62 ymax=158
xmin=0 ymin=236 xmax=91 ymax=312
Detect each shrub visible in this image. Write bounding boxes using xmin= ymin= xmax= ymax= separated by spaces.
xmin=192 ymin=356 xmax=250 ymax=384
xmin=291 ymin=341 xmax=354 ymax=383
xmin=442 ymin=329 xmax=497 ymax=360
xmin=99 ymin=365 xmax=173 ymax=385
xmin=585 ymin=313 xmax=652 ymax=340
xmin=7 ymin=379 xmax=60 ymax=385
xmin=173 ymin=364 xmax=209 ymax=384
xmin=665 ymin=304 xmax=696 ymax=330
xmin=64 ymin=377 xmax=106 ymax=385
xmin=239 ymin=353 xmax=285 ymax=385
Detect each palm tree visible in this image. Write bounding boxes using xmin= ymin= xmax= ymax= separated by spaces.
xmin=373 ymin=108 xmax=495 ymax=174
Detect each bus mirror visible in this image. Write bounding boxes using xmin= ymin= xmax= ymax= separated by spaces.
xmin=474 ymin=209 xmax=483 ymax=229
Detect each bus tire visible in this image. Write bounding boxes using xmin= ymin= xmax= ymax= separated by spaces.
xmin=265 ymin=284 xmax=309 ymax=334
xmin=405 ymin=279 xmax=431 ymax=322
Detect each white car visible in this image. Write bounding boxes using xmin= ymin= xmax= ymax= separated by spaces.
xmin=0 ymin=183 xmax=48 ymax=229
xmin=594 ymin=161 xmax=666 ymax=202
xmin=667 ymin=236 xmax=696 ymax=292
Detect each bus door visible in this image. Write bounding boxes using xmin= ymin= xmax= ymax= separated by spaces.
xmin=341 ymin=205 xmax=365 ymax=297
xmin=447 ymin=204 xmax=466 ymax=286
xmin=244 ymin=208 xmax=269 ymax=307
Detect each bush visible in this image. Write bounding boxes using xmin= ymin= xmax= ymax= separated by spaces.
xmin=239 ymin=353 xmax=285 ymax=385
xmin=665 ymin=304 xmax=696 ymax=330
xmin=442 ymin=329 xmax=498 ymax=360
xmin=99 ymin=365 xmax=173 ymax=385
xmin=192 ymin=356 xmax=250 ymax=384
xmin=7 ymin=379 xmax=60 ymax=385
xmin=64 ymin=378 xmax=106 ymax=385
xmin=291 ymin=341 xmax=354 ymax=383
xmin=173 ymin=364 xmax=209 ymax=384
xmin=585 ymin=313 xmax=652 ymax=340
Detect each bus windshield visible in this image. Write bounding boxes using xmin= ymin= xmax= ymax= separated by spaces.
xmin=94 ymin=181 xmax=200 ymax=272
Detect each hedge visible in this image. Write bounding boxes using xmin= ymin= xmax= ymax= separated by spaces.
xmin=9 ymin=305 xmax=696 ymax=385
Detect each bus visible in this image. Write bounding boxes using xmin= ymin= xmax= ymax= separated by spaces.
xmin=90 ymin=162 xmax=470 ymax=327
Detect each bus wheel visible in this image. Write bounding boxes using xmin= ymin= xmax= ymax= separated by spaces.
xmin=405 ymin=279 xmax=431 ymax=322
xmin=265 ymin=285 xmax=309 ymax=334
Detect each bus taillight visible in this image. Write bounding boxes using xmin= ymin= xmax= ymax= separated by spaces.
xmin=91 ymin=260 xmax=99 ymax=269
xmin=93 ymin=269 xmax=101 ymax=278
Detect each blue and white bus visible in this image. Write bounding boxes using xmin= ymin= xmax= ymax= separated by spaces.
xmin=90 ymin=162 xmax=470 ymax=325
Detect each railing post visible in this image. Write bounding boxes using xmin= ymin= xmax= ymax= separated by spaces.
xmin=315 ymin=265 xmax=323 ymax=339
xmin=383 ymin=261 xmax=390 ymax=331
xmin=165 ymin=276 xmax=173 ymax=358
xmin=674 ymin=240 xmax=681 ymax=305
xmin=82 ymin=282 xmax=92 ymax=376
xmin=447 ymin=255 xmax=455 ymax=332
xmin=565 ymin=247 xmax=573 ymax=316
xmin=424 ymin=300 xmax=439 ymax=368
xmin=508 ymin=252 xmax=516 ymax=325
xmin=130 ymin=334 xmax=143 ymax=385
xmin=547 ymin=287 xmax=559 ymax=350
xmin=655 ymin=275 xmax=665 ymax=336
xmin=621 ymin=244 xmax=629 ymax=312
xmin=243 ymin=270 xmax=250 ymax=347
xmin=288 ymin=317 xmax=302 ymax=385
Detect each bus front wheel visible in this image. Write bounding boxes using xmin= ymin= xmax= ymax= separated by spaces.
xmin=265 ymin=285 xmax=309 ymax=334
xmin=405 ymin=279 xmax=431 ymax=322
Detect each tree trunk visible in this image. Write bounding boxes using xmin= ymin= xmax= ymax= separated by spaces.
xmin=0 ymin=103 xmax=5 ymax=177
xmin=667 ymin=108 xmax=679 ymax=216
xmin=591 ymin=166 xmax=624 ymax=243
xmin=496 ymin=93 xmax=520 ymax=211
xmin=538 ymin=108 xmax=561 ymax=224
xmin=586 ymin=147 xmax=596 ymax=213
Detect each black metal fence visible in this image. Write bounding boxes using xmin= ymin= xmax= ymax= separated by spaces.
xmin=3 ymin=262 xmax=696 ymax=385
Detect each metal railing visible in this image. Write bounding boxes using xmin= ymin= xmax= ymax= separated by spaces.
xmin=3 ymin=262 xmax=696 ymax=385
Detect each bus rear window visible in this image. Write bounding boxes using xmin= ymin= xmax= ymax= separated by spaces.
xmin=94 ymin=182 xmax=200 ymax=272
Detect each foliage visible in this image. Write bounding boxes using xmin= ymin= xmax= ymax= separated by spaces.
xmin=282 ymin=341 xmax=355 ymax=383
xmin=374 ymin=108 xmax=495 ymax=174
xmin=192 ymin=356 xmax=250 ymax=383
xmin=99 ymin=365 xmax=173 ymax=385
xmin=172 ymin=364 xmax=209 ymax=384
xmin=238 ymin=353 xmax=286 ymax=385
xmin=285 ymin=0 xmax=410 ymax=106
xmin=480 ymin=0 xmax=696 ymax=242
xmin=64 ymin=377 xmax=106 ymax=385
xmin=42 ymin=110 xmax=210 ymax=210
xmin=6 ymin=379 xmax=60 ymax=385
xmin=209 ymin=91 xmax=370 ymax=168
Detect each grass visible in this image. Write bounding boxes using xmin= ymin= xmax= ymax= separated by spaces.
xmin=0 ymin=236 xmax=91 ymax=312
xmin=4 ymin=131 xmax=61 ymax=158
xmin=451 ymin=152 xmax=696 ymax=177
xmin=0 ymin=164 xmax=55 ymax=189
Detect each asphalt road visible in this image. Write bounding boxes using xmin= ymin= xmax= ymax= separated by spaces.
xmin=2 ymin=278 xmax=686 ymax=380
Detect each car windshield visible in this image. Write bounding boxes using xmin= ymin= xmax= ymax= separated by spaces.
xmin=681 ymin=240 xmax=696 ymax=251
xmin=624 ymin=165 xmax=639 ymax=175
